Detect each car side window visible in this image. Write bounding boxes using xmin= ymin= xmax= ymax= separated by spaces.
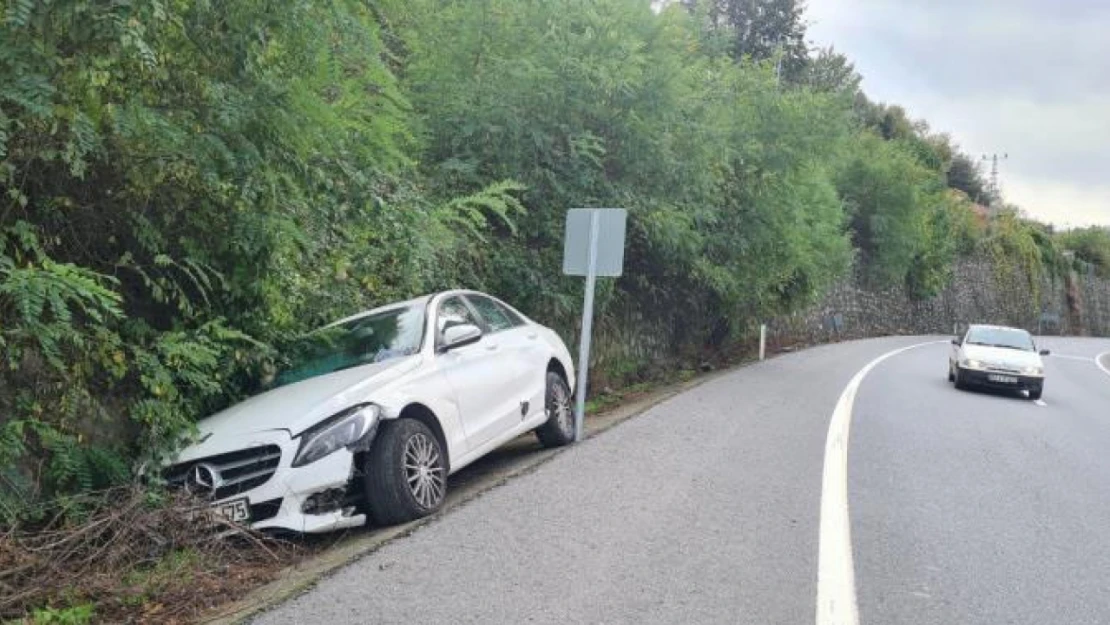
xmin=465 ymin=295 xmax=516 ymax=333
xmin=496 ymin=301 xmax=526 ymax=328
xmin=436 ymin=297 xmax=480 ymax=346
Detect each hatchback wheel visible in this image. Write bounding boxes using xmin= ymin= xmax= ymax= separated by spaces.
xmin=535 ymin=371 xmax=575 ymax=448
xmin=363 ymin=419 xmax=446 ymax=525
xmin=954 ymin=367 xmax=968 ymax=390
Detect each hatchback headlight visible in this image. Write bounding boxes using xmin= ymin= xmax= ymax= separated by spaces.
xmin=293 ymin=404 xmax=381 ymax=467
xmin=1021 ymin=365 xmax=1044 ymax=376
xmin=961 ymin=359 xmax=985 ymax=370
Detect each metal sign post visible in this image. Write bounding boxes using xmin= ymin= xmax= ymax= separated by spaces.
xmin=563 ymin=208 xmax=627 ymax=442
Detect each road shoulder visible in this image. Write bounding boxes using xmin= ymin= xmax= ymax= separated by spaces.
xmin=200 ymin=366 xmax=735 ymax=624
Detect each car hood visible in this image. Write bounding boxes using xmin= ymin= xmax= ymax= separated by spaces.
xmin=962 ymin=344 xmax=1042 ymax=368
xmin=195 ymin=355 xmax=421 ymax=441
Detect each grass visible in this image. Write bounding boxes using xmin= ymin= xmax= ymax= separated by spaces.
xmin=119 ymin=548 xmax=203 ymax=608
xmin=585 ymin=370 xmax=699 ymax=414
xmin=28 ymin=604 xmax=95 ymax=625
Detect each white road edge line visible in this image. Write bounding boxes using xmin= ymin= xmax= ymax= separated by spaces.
xmin=1097 ymin=352 xmax=1110 ymax=378
xmin=817 ymin=340 xmax=945 ymax=625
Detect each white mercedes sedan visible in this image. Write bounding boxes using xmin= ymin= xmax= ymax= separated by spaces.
xmin=949 ymin=324 xmax=1050 ymax=400
xmin=165 ymin=291 xmax=576 ymax=533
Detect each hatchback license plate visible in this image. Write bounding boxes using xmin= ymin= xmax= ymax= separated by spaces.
xmin=212 ymin=497 xmax=250 ymax=523
xmin=988 ymin=374 xmax=1018 ymax=384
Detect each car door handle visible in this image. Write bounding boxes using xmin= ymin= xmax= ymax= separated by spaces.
xmin=526 ymin=332 xmax=538 ymax=340
xmin=485 ymin=342 xmax=500 ymax=351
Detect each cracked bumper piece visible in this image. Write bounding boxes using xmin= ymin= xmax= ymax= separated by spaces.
xmin=167 ymin=431 xmax=366 ymax=534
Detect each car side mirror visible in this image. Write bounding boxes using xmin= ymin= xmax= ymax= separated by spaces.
xmin=1039 ymin=349 xmax=1051 ymax=356
xmin=951 ymin=338 xmax=961 ymax=346
xmin=440 ymin=323 xmax=483 ymax=352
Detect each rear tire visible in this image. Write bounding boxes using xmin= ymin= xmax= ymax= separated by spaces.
xmin=535 ymin=371 xmax=575 ymax=448
xmin=948 ymin=363 xmax=955 ymax=382
xmin=363 ymin=419 xmax=447 ymax=526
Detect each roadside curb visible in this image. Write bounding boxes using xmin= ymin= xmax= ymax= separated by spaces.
xmin=200 ymin=365 xmax=738 ymax=624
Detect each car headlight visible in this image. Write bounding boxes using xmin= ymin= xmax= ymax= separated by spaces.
xmin=961 ymin=359 xmax=985 ymax=370
xmin=293 ymin=404 xmax=381 ymax=468
xmin=1021 ymin=366 xmax=1044 ymax=376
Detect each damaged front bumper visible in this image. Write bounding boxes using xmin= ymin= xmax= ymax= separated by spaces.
xmin=166 ymin=429 xmax=368 ymax=534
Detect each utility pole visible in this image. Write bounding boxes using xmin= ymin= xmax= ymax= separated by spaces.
xmin=982 ymin=153 xmax=1009 ymax=212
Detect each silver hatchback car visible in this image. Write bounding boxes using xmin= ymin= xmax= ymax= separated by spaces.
xmin=949 ymin=324 xmax=1050 ymax=400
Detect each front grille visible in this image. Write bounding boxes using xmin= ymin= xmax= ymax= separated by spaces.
xmin=985 ymin=364 xmax=1021 ymax=374
xmin=165 ymin=445 xmax=282 ymax=501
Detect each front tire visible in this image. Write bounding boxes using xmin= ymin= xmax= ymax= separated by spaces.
xmin=1029 ymin=385 xmax=1043 ymax=401
xmin=535 ymin=371 xmax=575 ymax=448
xmin=363 ymin=419 xmax=447 ymax=526
xmin=954 ymin=367 xmax=969 ymax=390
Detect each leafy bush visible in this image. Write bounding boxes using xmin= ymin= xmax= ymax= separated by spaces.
xmin=1059 ymin=227 xmax=1110 ymax=278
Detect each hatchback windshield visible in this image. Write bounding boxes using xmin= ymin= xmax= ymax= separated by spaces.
xmin=965 ymin=327 xmax=1035 ymax=351
xmin=270 ymin=304 xmax=425 ymax=389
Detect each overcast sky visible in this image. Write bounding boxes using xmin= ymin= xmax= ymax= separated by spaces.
xmin=805 ymin=0 xmax=1110 ymax=228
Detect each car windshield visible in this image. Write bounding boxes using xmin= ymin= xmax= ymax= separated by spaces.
xmin=269 ymin=304 xmax=425 ymax=389
xmin=965 ymin=327 xmax=1034 ymax=351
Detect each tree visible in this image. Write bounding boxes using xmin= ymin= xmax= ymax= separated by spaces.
xmin=838 ymin=133 xmax=942 ymax=287
xmin=1059 ymin=227 xmax=1110 ymax=278
xmin=804 ymin=47 xmax=862 ymax=95
xmin=681 ymin=0 xmax=809 ymax=80
xmin=947 ymin=153 xmax=990 ymax=204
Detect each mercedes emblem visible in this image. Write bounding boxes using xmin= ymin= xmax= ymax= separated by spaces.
xmin=185 ymin=463 xmax=223 ymax=498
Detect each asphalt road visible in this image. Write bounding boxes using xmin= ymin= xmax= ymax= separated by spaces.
xmin=253 ymin=336 xmax=1110 ymax=625
xmin=851 ymin=337 xmax=1110 ymax=625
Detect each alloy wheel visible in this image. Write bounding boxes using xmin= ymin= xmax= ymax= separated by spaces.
xmin=403 ymin=433 xmax=445 ymax=509
xmin=547 ymin=378 xmax=573 ymax=434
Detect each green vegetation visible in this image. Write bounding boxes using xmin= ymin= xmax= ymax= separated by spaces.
xmin=0 ymin=0 xmax=1098 ymax=527
xmin=29 ymin=604 xmax=95 ymax=625
xmin=1059 ymin=227 xmax=1110 ymax=278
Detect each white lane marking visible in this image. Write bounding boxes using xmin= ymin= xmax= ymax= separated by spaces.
xmin=1097 ymin=352 xmax=1110 ymax=378
xmin=1055 ymin=351 xmax=1110 ymax=379
xmin=1034 ymin=399 xmax=1048 ymax=407
xmin=817 ymin=340 xmax=945 ymax=625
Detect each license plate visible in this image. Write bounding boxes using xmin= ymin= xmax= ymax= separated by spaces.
xmin=988 ymin=374 xmax=1018 ymax=384
xmin=211 ymin=497 xmax=250 ymax=523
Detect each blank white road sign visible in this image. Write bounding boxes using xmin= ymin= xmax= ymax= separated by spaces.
xmin=562 ymin=209 xmax=627 ymax=277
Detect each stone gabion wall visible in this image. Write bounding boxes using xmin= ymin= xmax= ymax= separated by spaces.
xmin=1076 ymin=269 xmax=1110 ymax=336
xmin=767 ymin=255 xmax=1110 ymax=348
xmin=575 ymin=254 xmax=1110 ymax=388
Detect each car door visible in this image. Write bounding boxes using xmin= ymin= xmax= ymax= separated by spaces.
xmin=464 ymin=294 xmax=546 ymax=423
xmin=434 ymin=296 xmax=522 ymax=450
